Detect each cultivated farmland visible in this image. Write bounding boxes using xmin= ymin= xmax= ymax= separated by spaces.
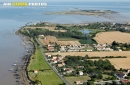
xmin=93 ymin=31 xmax=130 ymax=44
xmin=58 ymin=41 xmax=81 ymax=45
xmin=46 ymin=51 xmax=130 ymax=57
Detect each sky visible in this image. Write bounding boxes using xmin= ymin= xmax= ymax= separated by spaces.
xmin=1 ymin=0 xmax=130 ymax=2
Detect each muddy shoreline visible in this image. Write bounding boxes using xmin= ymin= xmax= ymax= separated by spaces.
xmin=13 ymin=30 xmax=35 ymax=85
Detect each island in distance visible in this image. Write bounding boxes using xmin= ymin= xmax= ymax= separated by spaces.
xmin=43 ymin=9 xmax=117 ymax=16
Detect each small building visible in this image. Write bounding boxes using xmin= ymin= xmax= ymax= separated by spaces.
xmin=75 ymin=81 xmax=83 ymax=85
xmin=34 ymin=70 xmax=38 ymax=74
xmin=39 ymin=35 xmax=44 ymax=37
xmin=87 ymin=50 xmax=93 ymax=52
xmin=58 ymin=64 xmax=63 ymax=67
xmin=118 ymin=49 xmax=122 ymax=51
xmin=117 ymin=72 xmax=127 ymax=79
xmin=127 ymin=69 xmax=130 ymax=73
xmin=121 ymin=79 xmax=130 ymax=84
xmin=79 ymin=71 xmax=83 ymax=76
xmin=52 ymin=56 xmax=57 ymax=61
xmin=47 ymin=55 xmax=51 ymax=57
xmin=53 ymin=60 xmax=58 ymax=64
xmin=65 ymin=68 xmax=74 ymax=74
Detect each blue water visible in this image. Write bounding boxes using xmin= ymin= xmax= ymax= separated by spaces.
xmin=0 ymin=2 xmax=130 ymax=23
xmin=0 ymin=1 xmax=130 ymax=85
xmin=80 ymin=29 xmax=92 ymax=34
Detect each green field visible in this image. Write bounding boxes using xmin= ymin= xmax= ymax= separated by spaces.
xmin=89 ymin=29 xmax=105 ymax=33
xmin=65 ymin=76 xmax=91 ymax=85
xmin=57 ymin=37 xmax=79 ymax=41
xmin=28 ymin=48 xmax=50 ymax=70
xmin=28 ymin=46 xmax=63 ymax=85
xmin=79 ymin=38 xmax=97 ymax=45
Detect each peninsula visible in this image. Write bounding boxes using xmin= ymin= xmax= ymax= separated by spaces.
xmin=43 ymin=9 xmax=117 ymax=16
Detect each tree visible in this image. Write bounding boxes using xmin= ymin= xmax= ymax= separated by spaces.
xmin=112 ymin=81 xmax=117 ymax=85
xmin=112 ymin=41 xmax=119 ymax=46
xmin=128 ymin=72 xmax=130 ymax=76
xmin=87 ymin=81 xmax=95 ymax=85
xmin=85 ymin=54 xmax=89 ymax=58
xmin=98 ymin=74 xmax=103 ymax=79
xmin=105 ymin=82 xmax=110 ymax=85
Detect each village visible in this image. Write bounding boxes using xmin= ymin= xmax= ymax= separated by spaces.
xmin=38 ymin=35 xmax=120 ymax=52
xmin=38 ymin=34 xmax=130 ymax=84
xmin=20 ymin=21 xmax=130 ymax=85
xmin=45 ymin=53 xmax=130 ymax=85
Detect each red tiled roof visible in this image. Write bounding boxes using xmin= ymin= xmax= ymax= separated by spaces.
xmin=122 ymin=80 xmax=129 ymax=83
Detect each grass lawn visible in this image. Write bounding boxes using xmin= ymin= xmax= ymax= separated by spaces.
xmin=79 ymin=38 xmax=97 ymax=45
xmin=84 ymin=46 xmax=94 ymax=51
xmin=65 ymin=76 xmax=91 ymax=85
xmin=28 ymin=47 xmax=50 ymax=70
xmin=103 ymin=74 xmax=111 ymax=79
xmin=89 ymin=29 xmax=105 ymax=33
xmin=89 ymin=29 xmax=105 ymax=37
xmin=28 ymin=45 xmax=63 ymax=85
xmin=28 ymin=70 xmax=63 ymax=85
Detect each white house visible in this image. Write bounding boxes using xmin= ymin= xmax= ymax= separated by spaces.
xmin=34 ymin=70 xmax=38 ymax=74
xmin=127 ymin=69 xmax=130 ymax=73
xmin=47 ymin=55 xmax=51 ymax=57
xmin=39 ymin=35 xmax=44 ymax=37
xmin=79 ymin=71 xmax=83 ymax=76
xmin=75 ymin=81 xmax=83 ymax=84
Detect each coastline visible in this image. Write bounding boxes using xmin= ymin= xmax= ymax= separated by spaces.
xmin=15 ymin=30 xmax=35 ymax=85
xmin=16 ymin=21 xmax=130 ymax=85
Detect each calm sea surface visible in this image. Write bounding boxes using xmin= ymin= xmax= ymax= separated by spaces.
xmin=0 ymin=1 xmax=130 ymax=85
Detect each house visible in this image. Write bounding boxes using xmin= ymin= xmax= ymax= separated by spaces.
xmin=64 ymin=68 xmax=74 ymax=74
xmin=127 ymin=69 xmax=130 ymax=73
xmin=52 ymin=56 xmax=57 ymax=61
xmin=39 ymin=35 xmax=44 ymax=37
xmin=58 ymin=64 xmax=63 ymax=67
xmin=75 ymin=81 xmax=83 ymax=84
xmin=79 ymin=71 xmax=83 ymax=76
xmin=34 ymin=70 xmax=38 ymax=74
xmin=121 ymin=79 xmax=130 ymax=84
xmin=77 ymin=66 xmax=84 ymax=69
xmin=47 ymin=55 xmax=51 ymax=57
xmin=53 ymin=60 xmax=58 ymax=64
xmin=116 ymin=72 xmax=127 ymax=79
xmin=118 ymin=49 xmax=122 ymax=51
xmin=87 ymin=50 xmax=93 ymax=52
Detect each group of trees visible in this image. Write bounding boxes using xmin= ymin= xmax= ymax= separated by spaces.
xmin=111 ymin=41 xmax=130 ymax=51
xmin=85 ymin=56 xmax=127 ymax=59
xmin=65 ymin=56 xmax=116 ymax=71
xmin=64 ymin=56 xmax=116 ymax=79
xmin=27 ymin=28 xmax=90 ymax=40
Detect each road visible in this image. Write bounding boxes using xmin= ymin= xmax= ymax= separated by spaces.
xmin=36 ymin=38 xmax=70 ymax=85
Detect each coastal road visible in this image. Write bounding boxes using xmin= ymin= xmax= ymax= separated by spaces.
xmin=36 ymin=38 xmax=70 ymax=85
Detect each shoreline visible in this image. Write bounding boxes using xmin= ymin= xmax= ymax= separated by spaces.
xmin=19 ymin=24 xmax=66 ymax=85
xmin=15 ymin=30 xmax=35 ymax=85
